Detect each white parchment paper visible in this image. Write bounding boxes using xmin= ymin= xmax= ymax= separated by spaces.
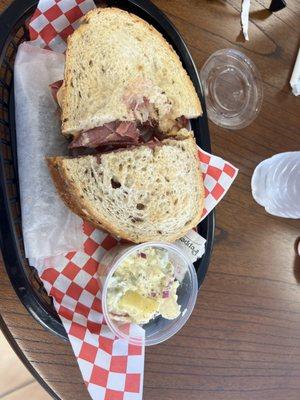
xmin=14 ymin=42 xmax=84 ymax=264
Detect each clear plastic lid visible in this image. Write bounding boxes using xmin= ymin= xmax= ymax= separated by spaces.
xmin=99 ymin=242 xmax=198 ymax=346
xmin=201 ymin=48 xmax=263 ymax=129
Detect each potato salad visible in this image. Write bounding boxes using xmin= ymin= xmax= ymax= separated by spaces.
xmin=107 ymin=247 xmax=181 ymax=324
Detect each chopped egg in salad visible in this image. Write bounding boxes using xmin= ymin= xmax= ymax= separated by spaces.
xmin=106 ymin=247 xmax=181 ymax=324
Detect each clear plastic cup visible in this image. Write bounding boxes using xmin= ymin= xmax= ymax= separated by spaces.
xmin=98 ymin=242 xmax=198 ymax=346
xmin=200 ymin=48 xmax=263 ymax=129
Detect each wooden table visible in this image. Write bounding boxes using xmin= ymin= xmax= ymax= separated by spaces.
xmin=1 ymin=0 xmax=300 ymax=399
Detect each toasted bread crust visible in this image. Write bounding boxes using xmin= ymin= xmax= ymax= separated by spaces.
xmin=47 ymin=157 xmax=108 ymax=232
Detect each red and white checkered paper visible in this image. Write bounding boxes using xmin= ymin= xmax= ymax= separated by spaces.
xmin=198 ymin=148 xmax=238 ymax=219
xmin=29 ymin=0 xmax=96 ymax=52
xmin=42 ymin=223 xmax=144 ymax=400
xmin=27 ymin=1 xmax=238 ymax=400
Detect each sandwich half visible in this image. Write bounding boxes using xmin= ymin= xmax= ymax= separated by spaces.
xmin=54 ymin=7 xmax=202 ymax=149
xmin=47 ymin=132 xmax=204 ymax=243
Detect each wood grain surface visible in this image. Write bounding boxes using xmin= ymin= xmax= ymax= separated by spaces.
xmin=1 ymin=0 xmax=300 ymax=399
xmin=0 ymin=331 xmax=50 ymax=399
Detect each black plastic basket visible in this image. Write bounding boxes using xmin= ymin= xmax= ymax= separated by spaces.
xmin=0 ymin=0 xmax=215 ymax=341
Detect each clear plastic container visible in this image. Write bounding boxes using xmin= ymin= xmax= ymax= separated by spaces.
xmin=98 ymin=242 xmax=198 ymax=346
xmin=200 ymin=48 xmax=263 ymax=129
